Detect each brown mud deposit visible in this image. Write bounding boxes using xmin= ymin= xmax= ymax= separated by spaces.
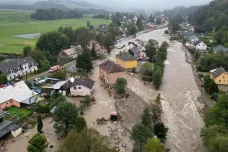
xmin=115 ymin=89 xmax=148 ymax=132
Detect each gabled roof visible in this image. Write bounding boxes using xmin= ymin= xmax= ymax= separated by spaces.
xmin=214 ymin=45 xmax=228 ymax=53
xmin=99 ymin=27 xmax=109 ymax=33
xmin=99 ymin=60 xmax=124 ymax=74
xmin=210 ymin=67 xmax=226 ymax=78
xmin=0 ymin=81 xmax=38 ymax=104
xmin=70 ymin=78 xmax=95 ymax=89
xmin=116 ymin=52 xmax=137 ymax=61
xmin=0 ymin=56 xmax=38 ymax=75
xmin=0 ymin=120 xmax=20 ymax=138
xmin=52 ymin=80 xmax=72 ymax=90
xmin=62 ymin=48 xmax=77 ymax=56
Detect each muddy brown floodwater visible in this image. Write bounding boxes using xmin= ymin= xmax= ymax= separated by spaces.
xmin=110 ymin=28 xmax=205 ymax=152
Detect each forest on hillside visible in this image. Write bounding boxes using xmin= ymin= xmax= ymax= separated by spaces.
xmin=189 ymin=0 xmax=228 ymax=46
xmin=31 ymin=8 xmax=83 ymax=20
xmin=164 ymin=6 xmax=201 ymax=18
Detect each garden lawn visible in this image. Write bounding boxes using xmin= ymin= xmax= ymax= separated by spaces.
xmin=5 ymin=106 xmax=32 ymax=121
xmin=0 ymin=9 xmax=110 ymax=54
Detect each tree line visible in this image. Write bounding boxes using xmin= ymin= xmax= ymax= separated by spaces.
xmin=198 ymin=51 xmax=228 ymax=72
xmin=131 ymin=100 xmax=168 ymax=152
xmin=141 ymin=40 xmax=169 ymax=89
xmin=189 ymin=0 xmax=228 ymax=46
xmin=201 ymin=94 xmax=228 ymax=152
xmin=31 ymin=8 xmax=83 ymax=20
xmin=92 ymin=14 xmax=110 ymax=20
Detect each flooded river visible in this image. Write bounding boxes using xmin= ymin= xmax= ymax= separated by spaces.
xmin=111 ymin=28 xmax=205 ymax=152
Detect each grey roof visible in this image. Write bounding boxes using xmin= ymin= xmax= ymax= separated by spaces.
xmin=0 ymin=56 xmax=38 ymax=75
xmin=129 ymin=47 xmax=141 ymax=57
xmin=99 ymin=27 xmax=109 ymax=33
xmin=214 ymin=45 xmax=228 ymax=53
xmin=116 ymin=52 xmax=137 ymax=61
xmin=182 ymin=31 xmax=194 ymax=39
xmin=210 ymin=67 xmax=225 ymax=78
xmin=99 ymin=60 xmax=125 ymax=73
xmin=52 ymin=80 xmax=68 ymax=90
xmin=0 ymin=121 xmax=20 ymax=138
xmin=70 ymin=78 xmax=95 ymax=89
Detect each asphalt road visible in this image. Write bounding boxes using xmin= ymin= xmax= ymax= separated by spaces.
xmin=27 ymin=60 xmax=76 ymax=81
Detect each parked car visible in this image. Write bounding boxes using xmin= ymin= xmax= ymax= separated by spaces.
xmin=49 ymin=65 xmax=61 ymax=73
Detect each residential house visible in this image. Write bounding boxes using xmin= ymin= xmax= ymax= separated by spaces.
xmin=0 ymin=81 xmax=38 ymax=110
xmin=128 ymin=47 xmax=147 ymax=60
xmin=182 ymin=31 xmax=194 ymax=39
xmin=213 ymin=45 xmax=228 ymax=54
xmin=99 ymin=60 xmax=125 ymax=85
xmin=195 ymin=41 xmax=207 ymax=51
xmin=0 ymin=57 xmax=38 ymax=80
xmin=69 ymin=78 xmax=95 ymax=96
xmin=188 ymin=35 xmax=200 ymax=43
xmin=116 ymin=52 xmax=137 ymax=69
xmin=52 ymin=79 xmax=73 ymax=96
xmin=58 ymin=46 xmax=82 ymax=59
xmin=0 ymin=110 xmax=22 ymax=139
xmin=99 ymin=27 xmax=109 ymax=33
xmin=210 ymin=67 xmax=228 ymax=85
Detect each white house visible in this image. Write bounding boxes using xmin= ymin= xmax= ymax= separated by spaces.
xmin=0 ymin=57 xmax=38 ymax=80
xmin=69 ymin=78 xmax=95 ymax=96
xmin=196 ymin=42 xmax=207 ymax=51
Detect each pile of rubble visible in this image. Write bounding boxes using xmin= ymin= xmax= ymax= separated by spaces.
xmin=96 ymin=117 xmax=108 ymax=125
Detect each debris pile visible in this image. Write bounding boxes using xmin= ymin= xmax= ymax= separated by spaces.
xmin=96 ymin=117 xmax=108 ymax=125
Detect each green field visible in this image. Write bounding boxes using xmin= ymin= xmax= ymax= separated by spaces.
xmin=0 ymin=9 xmax=110 ymax=54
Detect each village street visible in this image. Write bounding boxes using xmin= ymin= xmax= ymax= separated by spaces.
xmin=4 ymin=28 xmax=205 ymax=152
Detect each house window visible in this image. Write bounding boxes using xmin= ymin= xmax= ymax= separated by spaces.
xmin=74 ymin=87 xmax=76 ymax=90
xmin=78 ymin=87 xmax=81 ymax=89
xmin=10 ymin=101 xmax=12 ymax=103
xmin=6 ymin=102 xmax=8 ymax=104
xmin=219 ymin=80 xmax=221 ymax=82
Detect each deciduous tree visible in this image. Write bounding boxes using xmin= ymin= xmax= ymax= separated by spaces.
xmin=59 ymin=128 xmax=114 ymax=152
xmin=144 ymin=137 xmax=165 ymax=152
xmin=114 ymin=78 xmax=127 ymax=94
xmin=153 ymin=67 xmax=163 ymax=89
xmin=0 ymin=72 xmax=7 ymax=85
xmin=75 ymin=116 xmax=87 ymax=132
xmin=36 ymin=31 xmax=70 ymax=55
xmin=52 ymin=102 xmax=78 ymax=137
xmin=27 ymin=133 xmax=48 ymax=152
xmin=76 ymin=49 xmax=93 ymax=72
xmin=23 ymin=46 xmax=32 ymax=56
xmin=131 ymin=123 xmax=153 ymax=152
xmin=145 ymin=39 xmax=159 ymax=60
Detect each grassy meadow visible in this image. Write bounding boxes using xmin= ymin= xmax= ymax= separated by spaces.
xmin=0 ymin=9 xmax=110 ymax=54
